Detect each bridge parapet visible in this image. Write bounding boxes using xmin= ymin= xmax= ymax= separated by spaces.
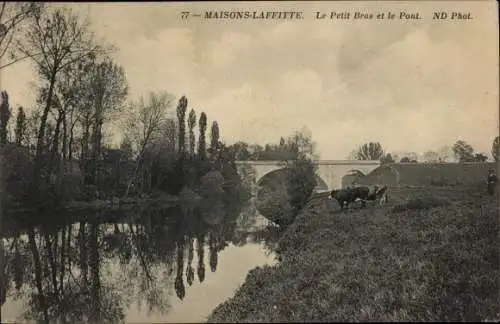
xmin=235 ymin=160 xmax=380 ymax=166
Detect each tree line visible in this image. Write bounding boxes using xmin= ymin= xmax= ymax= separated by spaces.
xmin=225 ymin=136 xmax=498 ymax=164
xmin=349 ymin=139 xmax=497 ymax=164
xmin=226 ymin=129 xmax=318 ymax=162
xmin=0 ymin=5 xmax=244 ymax=215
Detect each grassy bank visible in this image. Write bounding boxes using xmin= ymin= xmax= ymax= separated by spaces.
xmin=207 ymin=184 xmax=499 ymax=322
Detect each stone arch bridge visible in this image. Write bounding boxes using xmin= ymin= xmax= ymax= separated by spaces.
xmin=235 ymin=160 xmax=381 ymax=193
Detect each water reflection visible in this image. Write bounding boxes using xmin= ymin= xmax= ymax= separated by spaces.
xmin=1 ymin=197 xmax=279 ymax=323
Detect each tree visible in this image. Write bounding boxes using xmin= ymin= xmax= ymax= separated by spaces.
xmin=437 ymin=145 xmax=454 ymax=162
xmin=283 ymin=129 xmax=318 ymax=226
xmin=0 ymin=91 xmax=11 ymax=324
xmin=492 ymin=136 xmax=499 ymax=162
xmin=119 ymin=135 xmax=134 ymax=160
xmin=452 ymin=140 xmax=475 ymax=162
xmin=0 ymin=92 xmax=12 ymax=301
xmin=18 ymin=7 xmax=107 ymax=194
xmin=353 ymin=142 xmax=385 ymax=160
xmin=286 ymin=127 xmax=318 ymax=160
xmin=162 ymin=118 xmax=177 ymax=154
xmin=400 ymin=156 xmax=417 ymax=163
xmin=399 ymin=156 xmax=410 ymax=163
xmin=397 ymin=155 xmax=408 ymax=163
xmin=407 ymin=152 xmax=419 ymax=162
xmin=423 ymin=150 xmax=440 ymax=163
xmin=187 ymin=109 xmax=196 ymax=156
xmin=53 ymin=55 xmax=93 ymax=163
xmin=14 ymin=106 xmax=26 ymax=145
xmin=248 ymin=144 xmax=263 ymax=160
xmin=0 ymin=91 xmax=11 ymax=146
xmin=176 ymin=96 xmax=188 ymax=155
xmin=85 ymin=58 xmax=128 ymax=186
xmin=124 ymin=91 xmax=173 ymax=197
xmin=24 ymin=109 xmax=41 ymax=155
xmin=380 ymin=153 xmax=394 ymax=164
xmin=198 ymin=112 xmax=207 ymax=159
xmin=228 ymin=141 xmax=250 ymax=160
xmin=210 ymin=121 xmax=220 ymax=158
xmin=279 ymin=137 xmax=286 ymax=148
xmin=473 ymin=153 xmax=488 ymax=163
xmin=0 ymin=3 xmax=44 ymax=70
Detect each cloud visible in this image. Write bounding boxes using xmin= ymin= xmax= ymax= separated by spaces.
xmin=0 ymin=2 xmax=497 ymax=160
xmin=209 ymin=32 xmax=253 ymax=69
xmin=116 ymin=27 xmax=211 ymax=102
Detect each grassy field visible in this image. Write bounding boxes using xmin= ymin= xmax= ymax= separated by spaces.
xmin=207 ymin=182 xmax=499 ymax=322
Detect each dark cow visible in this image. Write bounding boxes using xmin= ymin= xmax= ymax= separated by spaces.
xmin=329 ymin=185 xmax=388 ymax=211
xmin=329 ymin=186 xmax=369 ymax=211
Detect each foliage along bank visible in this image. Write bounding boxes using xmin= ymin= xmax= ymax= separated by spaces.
xmin=0 ymin=7 xmax=252 ymax=226
xmin=1 ymin=91 xmax=249 ymax=224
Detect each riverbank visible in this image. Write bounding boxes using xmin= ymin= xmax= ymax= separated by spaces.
xmin=1 ymin=191 xmax=202 ymax=239
xmin=207 ymin=184 xmax=499 ymax=322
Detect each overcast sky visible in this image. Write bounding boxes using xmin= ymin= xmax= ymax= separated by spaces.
xmin=1 ymin=1 xmax=498 ymax=159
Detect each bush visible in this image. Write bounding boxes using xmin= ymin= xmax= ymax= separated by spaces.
xmin=1 ymin=144 xmax=34 ymax=205
xmin=58 ymin=170 xmax=83 ymax=203
xmin=255 ymin=187 xmax=294 ymax=227
xmin=256 ymin=158 xmax=317 ymax=228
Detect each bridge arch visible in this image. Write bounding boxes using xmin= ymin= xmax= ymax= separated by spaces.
xmin=256 ymin=167 xmax=286 ymax=187
xmin=368 ymin=164 xmax=401 ymax=185
xmin=256 ymin=168 xmax=329 ymax=192
xmin=341 ymin=169 xmax=366 ymax=188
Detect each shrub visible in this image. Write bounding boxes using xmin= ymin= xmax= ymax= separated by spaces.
xmin=255 ymin=158 xmax=317 ymax=228
xmin=255 ymin=187 xmax=294 ymax=227
xmin=285 ymin=158 xmax=317 ymax=220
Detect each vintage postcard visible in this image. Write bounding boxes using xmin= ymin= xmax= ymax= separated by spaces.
xmin=0 ymin=1 xmax=498 ymax=323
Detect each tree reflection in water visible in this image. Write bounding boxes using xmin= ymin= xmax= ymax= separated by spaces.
xmin=1 ymin=193 xmax=279 ymax=323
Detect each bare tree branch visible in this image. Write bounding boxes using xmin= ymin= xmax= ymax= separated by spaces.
xmin=0 ymin=3 xmax=44 ymax=70
xmin=122 ymin=91 xmax=174 ymax=198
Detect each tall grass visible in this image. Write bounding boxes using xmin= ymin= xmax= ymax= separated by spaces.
xmin=207 ymin=184 xmax=499 ymax=322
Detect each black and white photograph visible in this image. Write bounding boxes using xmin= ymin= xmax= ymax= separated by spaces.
xmin=0 ymin=1 xmax=498 ymax=322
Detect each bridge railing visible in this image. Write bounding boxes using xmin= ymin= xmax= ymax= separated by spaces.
xmin=235 ymin=160 xmax=381 ymax=165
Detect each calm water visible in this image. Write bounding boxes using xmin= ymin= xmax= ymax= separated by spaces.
xmin=1 ymin=197 xmax=279 ymax=323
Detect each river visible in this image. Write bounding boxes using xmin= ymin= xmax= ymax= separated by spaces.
xmin=1 ymin=197 xmax=279 ymax=323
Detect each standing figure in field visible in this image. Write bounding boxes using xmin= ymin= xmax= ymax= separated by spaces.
xmin=487 ymin=169 xmax=498 ymax=196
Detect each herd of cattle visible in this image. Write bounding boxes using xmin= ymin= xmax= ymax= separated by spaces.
xmin=329 ymin=184 xmax=389 ymax=212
